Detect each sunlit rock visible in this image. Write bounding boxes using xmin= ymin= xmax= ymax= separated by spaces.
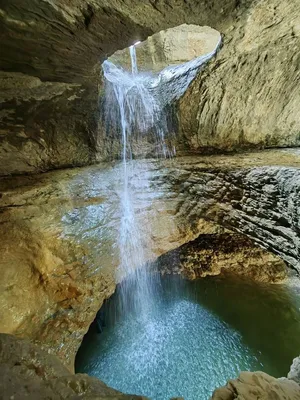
xmin=109 ymin=24 xmax=221 ymax=73
xmin=1 ymin=0 xmax=300 ymax=174
xmin=178 ymin=0 xmax=300 ymax=153
xmin=211 ymin=371 xmax=300 ymax=400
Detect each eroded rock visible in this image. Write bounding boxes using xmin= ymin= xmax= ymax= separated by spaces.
xmin=157 ymin=233 xmax=287 ymax=282
xmin=178 ymin=0 xmax=300 ymax=152
xmin=0 ymin=0 xmax=239 ymax=175
xmin=211 ymin=371 xmax=300 ymax=400
xmin=167 ymin=152 xmax=300 ymax=273
xmin=0 ymin=333 xmax=148 ymax=400
xmin=0 ymin=71 xmax=99 ymax=175
xmin=0 ymin=159 xmax=201 ymax=368
xmin=109 ymin=24 xmax=221 ymax=73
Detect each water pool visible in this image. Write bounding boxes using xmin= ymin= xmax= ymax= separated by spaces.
xmin=76 ymin=274 xmax=300 ymax=399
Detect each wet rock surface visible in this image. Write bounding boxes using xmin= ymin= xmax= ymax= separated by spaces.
xmin=157 ymin=233 xmax=287 ymax=282
xmin=1 ymin=1 xmax=300 ymax=397
xmin=0 ymin=150 xmax=299 ymax=368
xmin=0 ymin=158 xmax=200 ymax=368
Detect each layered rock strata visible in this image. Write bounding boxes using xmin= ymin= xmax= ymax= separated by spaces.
xmin=0 ymin=157 xmax=202 ymax=368
xmin=0 ymin=0 xmax=241 ymax=175
xmin=157 ymin=232 xmax=287 ymax=282
xmin=178 ymin=0 xmax=300 ymax=152
xmin=168 ymin=153 xmax=300 ymax=273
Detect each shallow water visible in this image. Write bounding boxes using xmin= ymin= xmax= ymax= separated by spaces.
xmin=75 ymin=274 xmax=300 ymax=400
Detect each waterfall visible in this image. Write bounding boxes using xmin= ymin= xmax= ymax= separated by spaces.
xmin=102 ymin=40 xmax=220 ymax=318
xmin=102 ymin=48 xmax=170 ymax=159
xmin=103 ymin=44 xmax=168 ymax=318
xmin=129 ymin=44 xmax=138 ymax=75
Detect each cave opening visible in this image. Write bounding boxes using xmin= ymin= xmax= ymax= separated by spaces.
xmin=99 ymin=23 xmax=222 ymax=160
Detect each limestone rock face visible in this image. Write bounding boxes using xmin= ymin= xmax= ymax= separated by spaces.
xmin=168 ymin=151 xmax=300 ymax=273
xmin=0 ymin=0 xmax=238 ymax=83
xmin=157 ymin=233 xmax=287 ymax=282
xmin=100 ymin=24 xmax=221 ymax=161
xmin=178 ymin=0 xmax=300 ymax=152
xmin=210 ymin=371 xmax=300 ymax=400
xmin=0 ymin=159 xmax=202 ymax=368
xmin=0 ymin=333 xmax=148 ymax=400
xmin=0 ymin=71 xmax=99 ymax=175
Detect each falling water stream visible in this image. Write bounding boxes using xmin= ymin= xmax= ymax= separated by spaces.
xmin=102 ymin=44 xmax=170 ymax=318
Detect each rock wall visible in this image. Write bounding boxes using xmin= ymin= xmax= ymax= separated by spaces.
xmin=0 ymin=72 xmax=99 ymax=175
xmin=178 ymin=0 xmax=300 ymax=152
xmin=168 ymin=153 xmax=300 ymax=273
xmin=109 ymin=24 xmax=221 ymax=72
xmin=0 ymin=158 xmax=203 ymax=368
xmin=0 ymin=333 xmax=148 ymax=400
xmin=0 ymin=0 xmax=239 ymax=82
xmin=211 ymin=371 xmax=300 ymax=400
